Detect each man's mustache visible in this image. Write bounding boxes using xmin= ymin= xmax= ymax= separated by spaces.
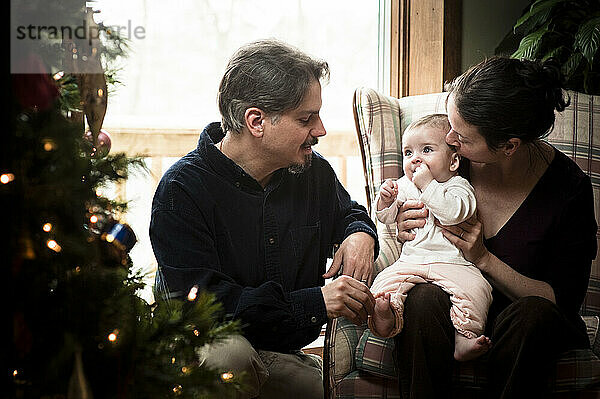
xmin=304 ymin=137 xmax=318 ymax=147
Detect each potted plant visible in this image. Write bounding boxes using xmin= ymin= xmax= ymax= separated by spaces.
xmin=496 ymin=0 xmax=600 ymax=95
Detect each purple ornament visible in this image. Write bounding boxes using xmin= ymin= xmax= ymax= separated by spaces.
xmin=83 ymin=129 xmax=112 ymax=158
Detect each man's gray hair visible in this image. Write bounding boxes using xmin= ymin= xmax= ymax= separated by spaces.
xmin=217 ymin=39 xmax=330 ymax=134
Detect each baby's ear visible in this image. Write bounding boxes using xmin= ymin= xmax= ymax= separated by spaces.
xmin=449 ymin=152 xmax=460 ymax=172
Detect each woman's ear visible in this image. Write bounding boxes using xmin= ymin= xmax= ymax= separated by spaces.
xmin=449 ymin=152 xmax=460 ymax=172
xmin=245 ymin=108 xmax=265 ymax=138
xmin=502 ymin=138 xmax=521 ymax=157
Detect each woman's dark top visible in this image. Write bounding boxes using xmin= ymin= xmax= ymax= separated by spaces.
xmin=461 ymin=147 xmax=597 ymax=335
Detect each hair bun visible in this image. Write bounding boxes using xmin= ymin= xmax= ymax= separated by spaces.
xmin=541 ymin=58 xmax=569 ymax=112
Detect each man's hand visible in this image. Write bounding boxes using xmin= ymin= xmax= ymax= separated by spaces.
xmin=323 ymin=232 xmax=375 ymax=286
xmin=321 ymin=275 xmax=375 ymax=325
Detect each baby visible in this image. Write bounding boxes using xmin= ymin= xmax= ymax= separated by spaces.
xmin=368 ymin=113 xmax=493 ymax=361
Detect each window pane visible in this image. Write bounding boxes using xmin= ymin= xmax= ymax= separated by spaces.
xmin=94 ymin=1 xmax=382 ymax=294
xmin=96 ymin=0 xmax=380 ymax=132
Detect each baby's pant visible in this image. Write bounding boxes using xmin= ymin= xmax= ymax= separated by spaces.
xmin=370 ymin=260 xmax=493 ymax=339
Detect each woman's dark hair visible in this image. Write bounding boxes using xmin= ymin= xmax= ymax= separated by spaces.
xmin=445 ymin=56 xmax=569 ymax=151
xmin=218 ymin=39 xmax=330 ymax=134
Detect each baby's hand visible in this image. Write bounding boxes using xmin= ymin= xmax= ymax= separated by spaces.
xmin=377 ymin=179 xmax=399 ymax=210
xmin=412 ymin=164 xmax=434 ymax=191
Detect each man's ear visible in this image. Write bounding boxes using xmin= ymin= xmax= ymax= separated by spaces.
xmin=245 ymin=108 xmax=265 ymax=138
xmin=449 ymin=152 xmax=460 ymax=172
xmin=502 ymin=138 xmax=521 ymax=157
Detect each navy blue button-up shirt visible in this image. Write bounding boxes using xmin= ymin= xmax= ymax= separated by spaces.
xmin=150 ymin=122 xmax=378 ymax=352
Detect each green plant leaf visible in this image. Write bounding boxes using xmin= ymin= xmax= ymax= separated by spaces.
xmin=574 ymin=16 xmax=600 ymax=65
xmin=562 ymin=52 xmax=584 ymax=79
xmin=514 ymin=0 xmax=565 ymax=32
xmin=512 ymin=22 xmax=550 ymax=60
xmin=542 ymin=45 xmax=566 ymax=61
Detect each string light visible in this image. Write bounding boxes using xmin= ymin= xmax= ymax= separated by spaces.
xmin=1 ymin=173 xmax=15 ymax=184
xmin=42 ymin=223 xmax=53 ymax=232
xmin=42 ymin=139 xmax=57 ymax=151
xmin=13 ymin=369 xmax=18 ymax=377
xmin=108 ymin=329 xmax=119 ymax=342
xmin=221 ymin=372 xmax=234 ymax=381
xmin=171 ymin=357 xmax=176 ymax=364
xmin=105 ymin=233 xmax=115 ymax=243
xmin=193 ymin=329 xmax=200 ymax=336
xmin=47 ymin=239 xmax=62 ymax=252
xmin=90 ymin=215 xmax=98 ymax=223
xmin=97 ymin=88 xmax=104 ymax=97
xmin=53 ymin=71 xmax=64 ymax=80
xmin=74 ymin=266 xmax=81 ymax=273
xmin=172 ymin=385 xmax=182 ymax=395
xmin=187 ymin=286 xmax=198 ymax=301
xmin=181 ymin=366 xmax=189 ymax=374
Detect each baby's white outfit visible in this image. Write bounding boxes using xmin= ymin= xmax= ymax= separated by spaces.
xmin=369 ymin=175 xmax=492 ymax=339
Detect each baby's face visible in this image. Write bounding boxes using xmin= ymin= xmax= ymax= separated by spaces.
xmin=402 ymin=126 xmax=458 ymax=183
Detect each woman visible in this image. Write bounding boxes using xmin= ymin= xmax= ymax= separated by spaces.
xmin=393 ymin=57 xmax=597 ymax=398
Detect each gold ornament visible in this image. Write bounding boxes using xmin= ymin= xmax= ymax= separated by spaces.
xmin=62 ymin=7 xmax=108 ymax=144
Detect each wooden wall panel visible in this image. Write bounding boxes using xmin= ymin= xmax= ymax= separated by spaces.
xmin=109 ymin=128 xmax=358 ymax=158
xmin=391 ymin=0 xmax=461 ymax=97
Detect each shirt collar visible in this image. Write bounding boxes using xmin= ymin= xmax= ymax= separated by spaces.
xmin=196 ymin=122 xmax=284 ymax=192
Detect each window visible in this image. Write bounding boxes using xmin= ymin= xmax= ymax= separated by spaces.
xmin=94 ymin=0 xmax=386 ymax=300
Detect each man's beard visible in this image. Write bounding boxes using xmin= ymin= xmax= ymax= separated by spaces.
xmin=287 ymin=137 xmax=318 ymax=174
xmin=288 ymin=153 xmax=313 ymax=174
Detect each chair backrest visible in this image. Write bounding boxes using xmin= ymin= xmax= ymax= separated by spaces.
xmin=353 ymin=87 xmax=600 ymax=315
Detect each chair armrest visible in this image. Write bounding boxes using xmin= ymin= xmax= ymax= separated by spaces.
xmin=323 ymin=316 xmax=367 ymax=396
xmin=323 ymin=223 xmax=401 ymax=396
xmin=374 ymin=222 xmax=402 ymax=275
xmin=584 ymin=315 xmax=600 ymax=356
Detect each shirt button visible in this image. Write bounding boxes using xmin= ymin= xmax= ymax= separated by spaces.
xmin=235 ymin=182 xmax=240 ymax=188
xmin=268 ymin=237 xmax=275 ymax=244
xmin=311 ymin=316 xmax=317 ymax=323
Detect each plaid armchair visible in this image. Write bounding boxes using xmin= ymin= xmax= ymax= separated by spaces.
xmin=323 ymin=88 xmax=600 ymax=398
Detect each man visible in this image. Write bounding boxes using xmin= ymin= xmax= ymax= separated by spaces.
xmin=150 ymin=39 xmax=378 ymax=398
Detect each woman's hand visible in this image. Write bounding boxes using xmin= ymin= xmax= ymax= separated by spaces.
xmin=438 ymin=213 xmax=557 ymax=303
xmin=437 ymin=212 xmax=491 ymax=270
xmin=395 ymin=200 xmax=428 ymax=243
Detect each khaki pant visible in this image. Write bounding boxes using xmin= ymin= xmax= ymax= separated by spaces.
xmin=198 ymin=335 xmax=323 ymax=399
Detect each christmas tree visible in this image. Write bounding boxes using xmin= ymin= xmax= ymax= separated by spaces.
xmin=8 ymin=2 xmax=241 ymax=397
